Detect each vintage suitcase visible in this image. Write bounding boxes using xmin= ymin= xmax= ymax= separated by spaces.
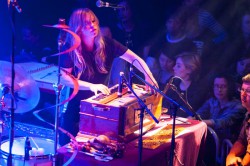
xmin=78 ymin=84 xmax=162 ymax=142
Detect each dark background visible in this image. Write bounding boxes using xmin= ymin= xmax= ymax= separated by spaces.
xmin=0 ymin=0 xmax=245 ymax=128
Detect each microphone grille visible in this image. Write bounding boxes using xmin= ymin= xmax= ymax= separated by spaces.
xmin=96 ymin=0 xmax=103 ymax=7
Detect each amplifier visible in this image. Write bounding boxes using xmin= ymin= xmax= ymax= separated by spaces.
xmin=79 ymin=85 xmax=162 ymax=142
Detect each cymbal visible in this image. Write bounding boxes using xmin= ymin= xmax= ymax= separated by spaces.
xmin=43 ymin=24 xmax=69 ymax=29
xmin=0 ymin=61 xmax=40 ymax=113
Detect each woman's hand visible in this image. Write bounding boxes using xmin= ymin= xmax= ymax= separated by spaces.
xmin=145 ymin=75 xmax=158 ymax=92
xmin=89 ymin=84 xmax=110 ymax=95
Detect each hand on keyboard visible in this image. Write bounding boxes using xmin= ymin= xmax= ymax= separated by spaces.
xmin=90 ymin=84 xmax=110 ymax=95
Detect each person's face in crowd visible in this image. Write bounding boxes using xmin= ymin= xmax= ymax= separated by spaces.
xmin=173 ymin=57 xmax=191 ymax=80
xmin=159 ymin=53 xmax=175 ymax=72
xmin=117 ymin=1 xmax=132 ymax=21
xmin=213 ymin=78 xmax=228 ymax=101
xmin=166 ymin=17 xmax=182 ymax=35
xmin=81 ymin=13 xmax=98 ymax=38
xmin=242 ymin=14 xmax=250 ymax=35
xmin=240 ymin=82 xmax=250 ymax=110
xmin=21 ymin=27 xmax=40 ymax=50
xmin=22 ymin=28 xmax=38 ymax=44
xmin=237 ymin=58 xmax=250 ymax=76
xmin=117 ymin=1 xmax=132 ymax=22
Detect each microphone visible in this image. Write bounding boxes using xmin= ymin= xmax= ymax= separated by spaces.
xmin=163 ymin=77 xmax=174 ymax=94
xmin=128 ymin=66 xmax=133 ymax=93
xmin=118 ymin=72 xmax=124 ymax=97
xmin=96 ymin=0 xmax=123 ymax=8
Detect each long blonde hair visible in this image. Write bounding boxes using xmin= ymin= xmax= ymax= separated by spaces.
xmin=176 ymin=52 xmax=201 ymax=81
xmin=67 ymin=8 xmax=107 ymax=79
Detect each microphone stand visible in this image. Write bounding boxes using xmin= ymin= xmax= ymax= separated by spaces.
xmin=130 ymin=71 xmax=201 ymax=166
xmin=170 ymin=84 xmax=202 ymax=121
xmin=7 ymin=1 xmax=22 ymax=165
xmin=119 ymin=73 xmax=159 ymax=166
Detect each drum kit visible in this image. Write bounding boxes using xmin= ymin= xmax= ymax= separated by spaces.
xmin=0 ymin=20 xmax=80 ymax=165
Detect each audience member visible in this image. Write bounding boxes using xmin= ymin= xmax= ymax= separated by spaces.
xmin=145 ymin=11 xmax=197 ymax=90
xmin=15 ymin=21 xmax=54 ymax=63
xmin=59 ymin=8 xmax=158 ymax=145
xmin=218 ymin=10 xmax=250 ymax=71
xmin=196 ymin=73 xmax=246 ymax=142
xmin=111 ymin=0 xmax=151 ymax=57
xmin=176 ymin=0 xmax=227 ymax=44
xmin=229 ymin=49 xmax=250 ymax=97
xmin=174 ymin=0 xmax=228 ymax=76
xmin=226 ymin=74 xmax=250 ymax=166
xmin=163 ymin=52 xmax=208 ymax=117
xmin=146 ymin=11 xmax=196 ymax=61
xmin=109 ymin=0 xmax=152 ymax=85
xmin=146 ymin=46 xmax=175 ymax=91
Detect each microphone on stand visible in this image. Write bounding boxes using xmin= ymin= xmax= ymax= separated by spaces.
xmin=96 ymin=0 xmax=123 ymax=8
xmin=118 ymin=72 xmax=124 ymax=97
xmin=128 ymin=66 xmax=133 ymax=93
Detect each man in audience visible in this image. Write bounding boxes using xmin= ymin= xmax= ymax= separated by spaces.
xmin=226 ymin=73 xmax=250 ymax=166
xmin=196 ymin=73 xmax=246 ymax=143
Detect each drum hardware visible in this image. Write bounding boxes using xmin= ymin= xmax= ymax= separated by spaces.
xmin=0 ymin=60 xmax=40 ymax=165
xmin=42 ymin=18 xmax=80 ymax=165
xmin=24 ymin=137 xmax=32 ymax=160
xmin=0 ymin=137 xmax=56 ymax=165
xmin=43 ymin=18 xmax=69 ymax=163
xmin=0 ymin=16 xmax=79 ymax=166
xmin=0 ymin=61 xmax=40 ymax=114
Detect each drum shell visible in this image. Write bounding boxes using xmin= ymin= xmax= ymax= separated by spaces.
xmin=0 ymin=137 xmax=56 ymax=166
